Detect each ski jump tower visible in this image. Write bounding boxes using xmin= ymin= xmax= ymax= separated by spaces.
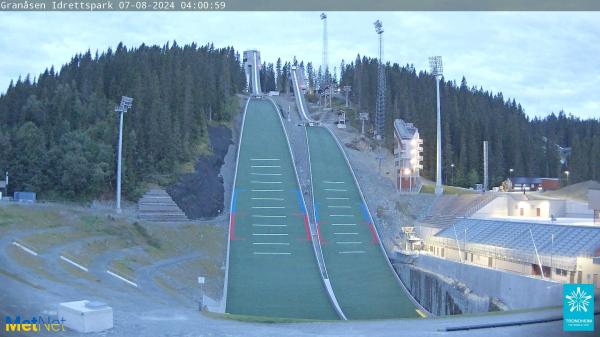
xmin=243 ymin=50 xmax=262 ymax=95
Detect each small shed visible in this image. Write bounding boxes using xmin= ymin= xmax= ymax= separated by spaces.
xmin=58 ymin=300 xmax=113 ymax=333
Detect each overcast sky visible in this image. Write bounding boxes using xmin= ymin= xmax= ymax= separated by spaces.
xmin=0 ymin=11 xmax=598 ymax=119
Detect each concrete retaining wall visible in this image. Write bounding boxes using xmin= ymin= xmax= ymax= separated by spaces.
xmin=394 ymin=262 xmax=492 ymax=315
xmin=411 ymin=254 xmax=563 ymax=310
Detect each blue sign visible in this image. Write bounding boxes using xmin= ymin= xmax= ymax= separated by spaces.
xmin=563 ymin=284 xmax=594 ymax=331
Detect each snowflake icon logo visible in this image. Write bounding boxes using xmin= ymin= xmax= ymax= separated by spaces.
xmin=565 ymin=286 xmax=593 ymax=313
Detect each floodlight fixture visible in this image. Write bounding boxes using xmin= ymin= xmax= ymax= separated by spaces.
xmin=374 ymin=20 xmax=384 ymax=34
xmin=115 ymin=96 xmax=134 ymax=213
xmin=429 ymin=56 xmax=443 ymax=77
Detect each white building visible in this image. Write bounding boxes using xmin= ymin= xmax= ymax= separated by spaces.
xmin=425 ymin=218 xmax=600 ymax=290
xmin=393 ymin=119 xmax=423 ymax=192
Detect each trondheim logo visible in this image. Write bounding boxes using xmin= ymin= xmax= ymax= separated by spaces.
xmin=565 ymin=286 xmax=593 ymax=313
xmin=563 ymin=284 xmax=595 ymax=331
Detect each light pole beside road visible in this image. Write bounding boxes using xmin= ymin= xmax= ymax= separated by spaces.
xmin=115 ymin=96 xmax=133 ymax=213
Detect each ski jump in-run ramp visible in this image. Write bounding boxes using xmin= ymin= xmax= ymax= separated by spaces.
xmin=225 ymin=98 xmax=338 ymax=320
xmin=290 ymin=63 xmax=421 ymax=319
xmin=306 ymin=126 xmax=420 ymax=319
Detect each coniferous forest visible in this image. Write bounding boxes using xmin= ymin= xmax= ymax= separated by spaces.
xmin=0 ymin=42 xmax=245 ymax=200
xmin=0 ymin=44 xmax=598 ymax=201
xmin=337 ymin=56 xmax=600 ymax=187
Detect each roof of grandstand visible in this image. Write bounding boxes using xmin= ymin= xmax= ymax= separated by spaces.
xmin=433 ymin=218 xmax=600 ymax=258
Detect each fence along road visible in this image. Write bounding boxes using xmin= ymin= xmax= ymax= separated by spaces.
xmin=306 ymin=126 xmax=419 ymax=319
xmin=225 ymin=98 xmax=338 ymax=320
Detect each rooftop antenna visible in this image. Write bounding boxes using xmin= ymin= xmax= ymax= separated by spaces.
xmin=429 ymin=56 xmax=443 ymax=195
xmin=374 ymin=20 xmax=385 ymax=141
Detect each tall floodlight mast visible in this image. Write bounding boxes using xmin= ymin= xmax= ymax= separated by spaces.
xmin=374 ymin=20 xmax=385 ymax=140
xmin=321 ymin=13 xmax=328 ymax=77
xmin=320 ymin=13 xmax=332 ymax=110
xmin=429 ymin=56 xmax=443 ymax=195
xmin=115 ymin=96 xmax=133 ymax=213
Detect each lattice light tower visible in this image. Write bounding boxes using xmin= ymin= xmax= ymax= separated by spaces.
xmin=374 ymin=20 xmax=385 ymax=140
xmin=320 ymin=13 xmax=332 ymax=110
xmin=429 ymin=56 xmax=443 ymax=195
xmin=321 ymin=13 xmax=328 ymax=77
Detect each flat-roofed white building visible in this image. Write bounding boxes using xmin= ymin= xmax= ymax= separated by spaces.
xmin=425 ymin=218 xmax=600 ymax=291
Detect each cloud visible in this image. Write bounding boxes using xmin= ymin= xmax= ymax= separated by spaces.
xmin=0 ymin=11 xmax=598 ymax=119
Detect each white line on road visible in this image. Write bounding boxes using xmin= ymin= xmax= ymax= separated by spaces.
xmin=336 ymin=241 xmax=362 ymax=244
xmin=107 ymin=270 xmax=138 ymax=287
xmin=252 ymin=215 xmax=287 ymax=218
xmin=251 ymin=197 xmax=284 ymax=200
xmin=252 ymin=242 xmax=290 ymax=245
xmin=60 ymin=255 xmax=89 ymax=272
xmin=338 ymin=251 xmax=365 ymax=254
xmin=12 ymin=241 xmax=38 ymax=256
xmin=253 ymin=252 xmax=291 ymax=255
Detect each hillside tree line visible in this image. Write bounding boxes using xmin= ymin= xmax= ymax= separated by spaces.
xmin=0 ymin=42 xmax=245 ymax=200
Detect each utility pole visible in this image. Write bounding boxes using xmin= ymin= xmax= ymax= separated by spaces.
xmin=429 ymin=56 xmax=443 ymax=195
xmin=115 ymin=96 xmax=133 ymax=213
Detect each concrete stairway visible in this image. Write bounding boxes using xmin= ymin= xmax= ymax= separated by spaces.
xmin=137 ymin=189 xmax=189 ymax=222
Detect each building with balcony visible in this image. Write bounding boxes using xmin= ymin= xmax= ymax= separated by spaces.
xmin=394 ymin=119 xmax=423 ymax=192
